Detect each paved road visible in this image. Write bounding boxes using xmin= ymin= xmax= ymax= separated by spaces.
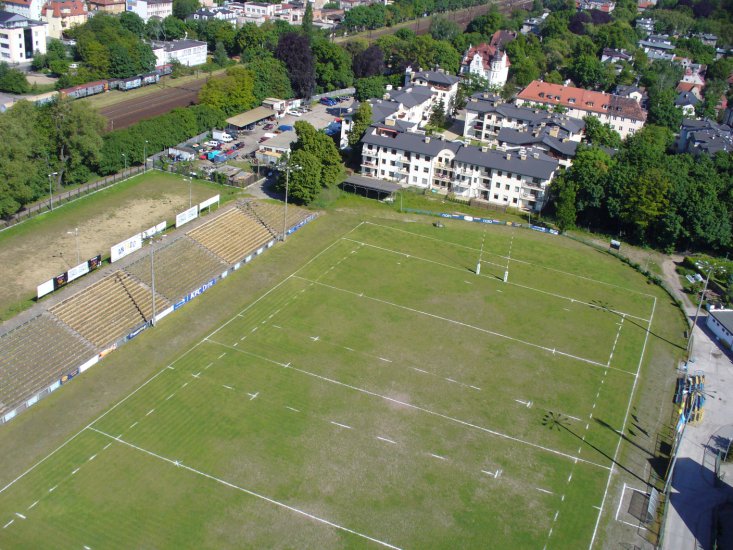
xmin=661 ymin=261 xmax=733 ymax=550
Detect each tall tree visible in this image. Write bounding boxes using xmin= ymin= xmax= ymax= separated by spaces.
xmin=278 ymin=150 xmax=321 ymax=204
xmin=173 ymin=0 xmax=200 ymax=20
xmin=312 ymin=38 xmax=354 ymax=92
xmin=348 ymin=100 xmax=372 ymax=149
xmin=302 ymin=1 xmax=314 ymax=40
xmin=198 ymin=66 xmax=257 ymax=115
xmin=352 ymin=45 xmax=384 ymax=79
xmin=554 ymin=178 xmax=577 ymax=232
xmin=292 ymin=120 xmax=342 ymax=187
xmin=248 ymin=55 xmax=294 ymax=101
xmin=213 ymin=41 xmax=229 ymax=67
xmin=276 ymin=32 xmax=315 ymax=98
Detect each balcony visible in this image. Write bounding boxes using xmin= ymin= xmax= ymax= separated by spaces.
xmin=361 ymin=160 xmax=377 ymax=168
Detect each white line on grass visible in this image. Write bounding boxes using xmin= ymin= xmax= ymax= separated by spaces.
xmin=292 ymin=275 xmax=631 ymax=375
xmin=377 ymin=436 xmax=396 ymax=444
xmin=362 ymin=221 xmax=656 ymax=299
xmin=607 ymin=317 xmax=625 ymax=367
xmin=87 ymin=427 xmax=402 ymax=550
xmin=536 ymin=488 xmax=554 ymax=495
xmin=285 ymin=406 xmax=300 ymax=412
xmin=206 ymin=339 xmax=611 ymax=471
xmin=429 ymin=453 xmax=446 ymax=461
xmin=588 ymin=297 xmax=656 ymax=550
xmin=27 ymin=501 xmax=38 ymax=510
xmin=330 ymin=421 xmax=352 ymax=430
xmin=3 ymin=519 xmax=13 ymax=528
xmin=15 ymin=513 xmax=25 ymax=519
xmin=344 ymin=237 xmax=650 ymax=323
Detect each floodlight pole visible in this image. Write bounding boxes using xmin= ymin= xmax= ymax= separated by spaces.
xmin=150 ymin=240 xmax=157 ymax=326
xmin=67 ymin=227 xmax=80 ymax=264
xmin=281 ymin=163 xmax=301 ymax=242
xmin=476 ymin=231 xmax=485 ymax=275
xmin=143 ymin=140 xmax=149 ymax=173
xmin=48 ymin=172 xmax=58 ymax=211
xmin=687 ymin=265 xmax=714 ymax=355
xmin=122 ymin=153 xmax=127 ymax=174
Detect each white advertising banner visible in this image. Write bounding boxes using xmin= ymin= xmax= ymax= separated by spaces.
xmin=199 ymin=194 xmax=220 ymax=211
xmin=78 ymin=355 xmax=99 ymax=373
xmin=37 ymin=279 xmax=55 ymax=299
xmin=176 ymin=206 xmax=199 ymax=228
xmin=111 ymin=233 xmax=142 ymax=263
xmin=67 ymin=261 xmax=90 ymax=283
xmin=142 ymin=221 xmax=166 ymax=240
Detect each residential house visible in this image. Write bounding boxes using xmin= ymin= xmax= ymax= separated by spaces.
xmin=614 ymin=84 xmax=647 ymax=106
xmin=86 ymin=0 xmax=125 ymax=14
xmin=636 ymin=17 xmax=654 ymax=35
xmin=1 ymin=0 xmax=44 ymax=22
xmin=151 ymin=39 xmax=207 ymax=66
xmin=256 ymin=130 xmax=297 ymax=165
xmin=516 ymin=80 xmax=647 ymax=139
xmin=637 ymin=0 xmax=656 ymax=11
xmin=576 ymin=0 xmax=615 ymax=11
xmin=41 ymin=0 xmax=87 ymax=39
xmin=0 ymin=11 xmax=47 ymax=63
xmin=520 ymin=11 xmax=548 ymax=36
xmin=601 ymin=49 xmax=632 ymax=64
xmin=706 ymin=307 xmax=733 ymax=348
xmin=404 ymin=67 xmax=460 ymax=112
xmin=489 ymin=29 xmax=516 ymax=50
xmin=359 ymin=125 xmax=559 ymax=211
xmin=497 ymin=127 xmax=580 ymax=168
xmin=189 ymin=7 xmax=236 ymax=20
xmin=463 ymin=92 xmax=585 ymax=148
xmin=692 ymin=33 xmax=717 ymax=47
xmin=460 ymin=43 xmax=510 ymax=88
xmin=678 ymin=118 xmax=733 ymax=155
xmin=675 ymin=91 xmax=699 ymax=117
xmin=243 ymin=1 xmax=277 ymax=17
xmin=126 ymin=0 xmax=172 ymax=22
xmin=676 ymin=81 xmax=703 ymax=100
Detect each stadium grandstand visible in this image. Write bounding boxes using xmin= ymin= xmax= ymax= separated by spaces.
xmin=0 ymin=200 xmax=314 ymax=423
xmin=124 ymin=236 xmax=227 ymax=302
xmin=50 ymin=271 xmax=171 ymax=349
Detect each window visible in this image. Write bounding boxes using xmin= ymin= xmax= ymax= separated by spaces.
xmin=380 ymin=170 xmax=385 ymax=176
xmin=391 ymin=149 xmax=396 ymax=154
xmin=514 ymin=186 xmax=519 ymax=192
xmin=505 ymin=184 xmax=510 ymax=191
xmin=390 ymin=161 xmax=395 ymax=166
xmin=423 ymin=167 xmax=428 ymax=173
xmin=412 ymin=176 xmax=417 ymax=182
xmin=422 ymin=178 xmax=428 ymax=184
xmin=513 ymin=198 xmax=518 ymax=204
xmin=495 ymin=182 xmax=500 ymax=188
xmin=493 ymin=193 xmax=499 ymax=199
xmin=497 ymin=171 xmax=503 ymax=177
xmin=503 ymin=196 xmax=509 ymax=202
xmin=381 ymin=159 xmax=386 ymax=164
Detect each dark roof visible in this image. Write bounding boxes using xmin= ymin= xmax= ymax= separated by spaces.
xmin=675 ymin=91 xmax=700 ymax=106
xmin=362 ymin=127 xmax=461 ymax=157
xmin=412 ymin=70 xmax=460 ymax=86
xmin=710 ymin=309 xmax=733 ymax=335
xmin=497 ymin=128 xmax=579 ymax=157
xmin=454 ymin=147 xmax=558 ymax=179
xmin=343 ymin=175 xmax=401 ymax=194
xmin=388 ymin=86 xmax=433 ymax=108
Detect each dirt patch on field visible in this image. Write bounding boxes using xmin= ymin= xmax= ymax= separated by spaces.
xmin=0 ymin=179 xmax=218 ymax=319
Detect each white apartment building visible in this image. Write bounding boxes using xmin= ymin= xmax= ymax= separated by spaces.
xmin=126 ymin=0 xmax=172 ymax=22
xmin=707 ymin=308 xmax=733 ymax=349
xmin=460 ymin=43 xmax=510 ymax=88
xmin=463 ymin=93 xmax=585 ymax=145
xmin=0 ymin=11 xmax=47 ymax=63
xmin=243 ymin=2 xmax=277 ymax=17
xmin=404 ymin=67 xmax=460 ymax=112
xmin=151 ymin=39 xmax=207 ymax=66
xmin=2 ymin=0 xmax=44 ymax=22
xmin=516 ymin=80 xmax=647 ymax=140
xmin=360 ymin=124 xmax=559 ymax=211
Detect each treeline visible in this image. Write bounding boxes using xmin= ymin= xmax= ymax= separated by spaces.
xmin=342 ymin=0 xmax=485 ymax=31
xmin=552 ymin=125 xmax=733 ymax=252
xmin=0 ymin=99 xmax=225 ymax=218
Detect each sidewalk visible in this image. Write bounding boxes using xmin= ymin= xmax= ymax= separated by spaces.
xmin=661 ymin=258 xmax=733 ymax=549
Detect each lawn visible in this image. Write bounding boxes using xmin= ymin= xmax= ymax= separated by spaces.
xmin=0 ymin=213 xmax=682 ymax=549
xmin=0 ymin=171 xmax=243 ymax=321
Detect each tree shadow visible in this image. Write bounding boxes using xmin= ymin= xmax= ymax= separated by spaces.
xmin=541 ymin=412 xmax=647 ymax=485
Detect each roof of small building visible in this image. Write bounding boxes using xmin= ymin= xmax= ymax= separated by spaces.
xmin=710 ymin=309 xmax=733 ymax=335
xmin=410 ymin=69 xmax=460 ymax=87
xmin=42 ymin=0 xmax=87 ymax=18
xmin=151 ymin=38 xmax=207 ymax=52
xmin=675 ymin=91 xmax=700 ymax=106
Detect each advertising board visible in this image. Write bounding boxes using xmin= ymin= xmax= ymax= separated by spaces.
xmin=176 ymin=206 xmax=199 ymax=228
xmin=111 ymin=233 xmax=142 ymax=263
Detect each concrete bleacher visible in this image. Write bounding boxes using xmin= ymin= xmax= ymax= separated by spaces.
xmin=187 ymin=208 xmax=272 ymax=264
xmin=124 ymin=237 xmax=227 ymax=302
xmin=242 ymin=200 xmax=311 ymax=238
xmin=50 ymin=271 xmax=170 ymax=349
xmin=0 ymin=314 xmax=96 ymax=417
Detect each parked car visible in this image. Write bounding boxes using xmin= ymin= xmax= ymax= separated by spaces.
xmin=264 ymin=123 xmax=275 ymax=131
xmin=204 ymin=140 xmax=219 ymax=147
xmin=287 ymin=110 xmax=302 ymax=117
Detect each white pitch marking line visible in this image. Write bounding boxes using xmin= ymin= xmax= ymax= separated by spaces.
xmin=15 ymin=513 xmax=26 ymax=519
xmin=344 ymin=346 xmax=354 ymax=351
xmin=615 ymin=483 xmax=627 ymax=521
xmin=553 ymin=511 xmax=559 ymax=522
xmin=103 ymin=443 xmax=112 ymax=450
xmin=412 ymin=367 xmax=429 ymax=374
xmin=594 ymin=505 xmax=602 ymax=511
xmin=71 ymin=468 xmax=80 ymax=475
xmin=330 ymin=421 xmax=352 ymax=430
xmin=222 ymin=385 xmax=234 ymax=390
xmin=28 ymin=501 xmax=38 ymax=510
xmin=292 ymin=276 xmax=623 ymax=374
xmin=146 ymin=409 xmax=155 ymax=417
xmin=233 ymin=342 xmax=238 ymax=347
xmin=429 ymin=453 xmax=447 ymax=461
xmin=48 ymin=485 xmax=57 ymax=493
xmin=166 ymin=366 xmax=174 ymax=370
xmin=496 ymin=289 xmax=503 ymax=293
xmin=218 ymin=353 xmax=226 ymax=359
xmin=561 ymin=495 xmax=565 ymax=502
xmin=247 ymin=392 xmax=259 ymax=400
xmin=464 ymin=280 xmax=473 ymax=284
xmin=310 ymin=335 xmax=320 ymax=342
xmin=3 ymin=519 xmax=14 ymax=528
xmin=207 ymin=340 xmax=611 ymax=471
xmin=240 ymin=336 xmax=246 ymax=341
xmin=89 ymin=427 xmax=401 ymax=549
xmin=192 ymin=373 xmax=201 ymax=379
xmin=481 ymin=470 xmax=498 ymax=478
xmin=166 ymin=393 xmax=175 ymax=401
xmin=129 ymin=422 xmax=138 ymax=429
xmin=182 ymin=382 xmax=189 ymax=388
xmin=88 ymin=454 xmax=96 ymax=461
xmin=379 ymin=357 xmax=392 ymax=363
xmin=286 ymin=406 xmax=300 ymax=412
xmin=251 ymin=327 xmax=258 ymax=333
xmin=273 ymin=324 xmax=282 ymax=329
xmin=536 ymin=488 xmax=554 ymax=495
xmin=567 ymin=473 xmax=573 ymax=483
xmin=377 ymin=436 xmax=396 ymax=444
xmin=470 ymin=385 xmax=482 ymax=391
xmin=84 ymin=546 xmax=92 ymax=550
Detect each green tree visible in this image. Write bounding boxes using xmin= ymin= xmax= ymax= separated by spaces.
xmin=119 ymin=11 xmax=145 ymax=37
xmin=312 ymin=38 xmax=354 ymax=92
xmin=0 ymin=63 xmax=30 ymax=93
xmin=173 ymin=0 xmax=200 ymax=19
xmin=583 ymin=116 xmax=621 ymax=148
xmin=621 ymin=168 xmax=669 ymax=240
xmin=429 ymin=99 xmax=447 ymax=128
xmin=248 ymin=55 xmax=294 ymax=101
xmin=302 ymin=1 xmax=314 ymax=40
xmin=279 ymin=150 xmax=321 ymax=203
xmin=42 ymin=98 xmax=105 ymax=186
xmin=354 ymin=76 xmax=386 ymax=101
xmin=429 ymin=16 xmax=460 ymax=41
xmin=554 ymin=178 xmax=577 ymax=232
xmin=198 ymin=65 xmax=256 ymax=115
xmin=570 ymin=55 xmax=610 ymax=89
xmin=564 ymin=145 xmax=614 ymax=226
xmin=648 ymin=88 xmax=683 ymax=131
xmin=213 ymin=41 xmax=229 ymax=67
xmin=292 ymin=120 xmax=343 ymax=187
xmin=348 ymin=100 xmax=372 ymax=149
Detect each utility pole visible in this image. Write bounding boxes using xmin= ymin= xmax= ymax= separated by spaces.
xmin=143 ymin=140 xmax=149 ymax=173
xmin=48 ymin=172 xmax=58 ymax=211
xmin=279 ymin=162 xmax=301 ymax=242
xmin=67 ymin=228 xmax=80 ymax=264
xmin=688 ymin=263 xmax=716 ymax=355
xmin=150 ymin=240 xmax=157 ymax=326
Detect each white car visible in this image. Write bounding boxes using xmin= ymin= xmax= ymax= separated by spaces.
xmin=287 ymin=110 xmax=302 ymax=117
xmin=204 ymin=140 xmax=220 ymax=147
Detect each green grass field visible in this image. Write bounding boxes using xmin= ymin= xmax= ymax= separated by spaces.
xmin=0 ymin=212 xmax=676 ymax=549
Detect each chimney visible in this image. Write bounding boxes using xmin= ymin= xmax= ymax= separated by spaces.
xmin=424 ymin=136 xmax=431 ymax=143
xmin=533 ymin=152 xmax=540 ymax=159
xmin=506 ymin=153 xmax=511 ymax=160
xmin=481 ymin=146 xmax=488 ymax=152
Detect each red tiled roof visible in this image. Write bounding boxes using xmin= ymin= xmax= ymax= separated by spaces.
xmin=461 ymin=43 xmax=510 ymax=71
xmin=42 ymin=0 xmax=87 ymax=17
xmin=676 ymin=81 xmax=701 ymax=94
xmin=490 ymin=30 xmax=517 ymax=49
xmin=4 ymin=0 xmax=33 ymax=6
xmin=517 ymin=80 xmax=647 ymax=122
